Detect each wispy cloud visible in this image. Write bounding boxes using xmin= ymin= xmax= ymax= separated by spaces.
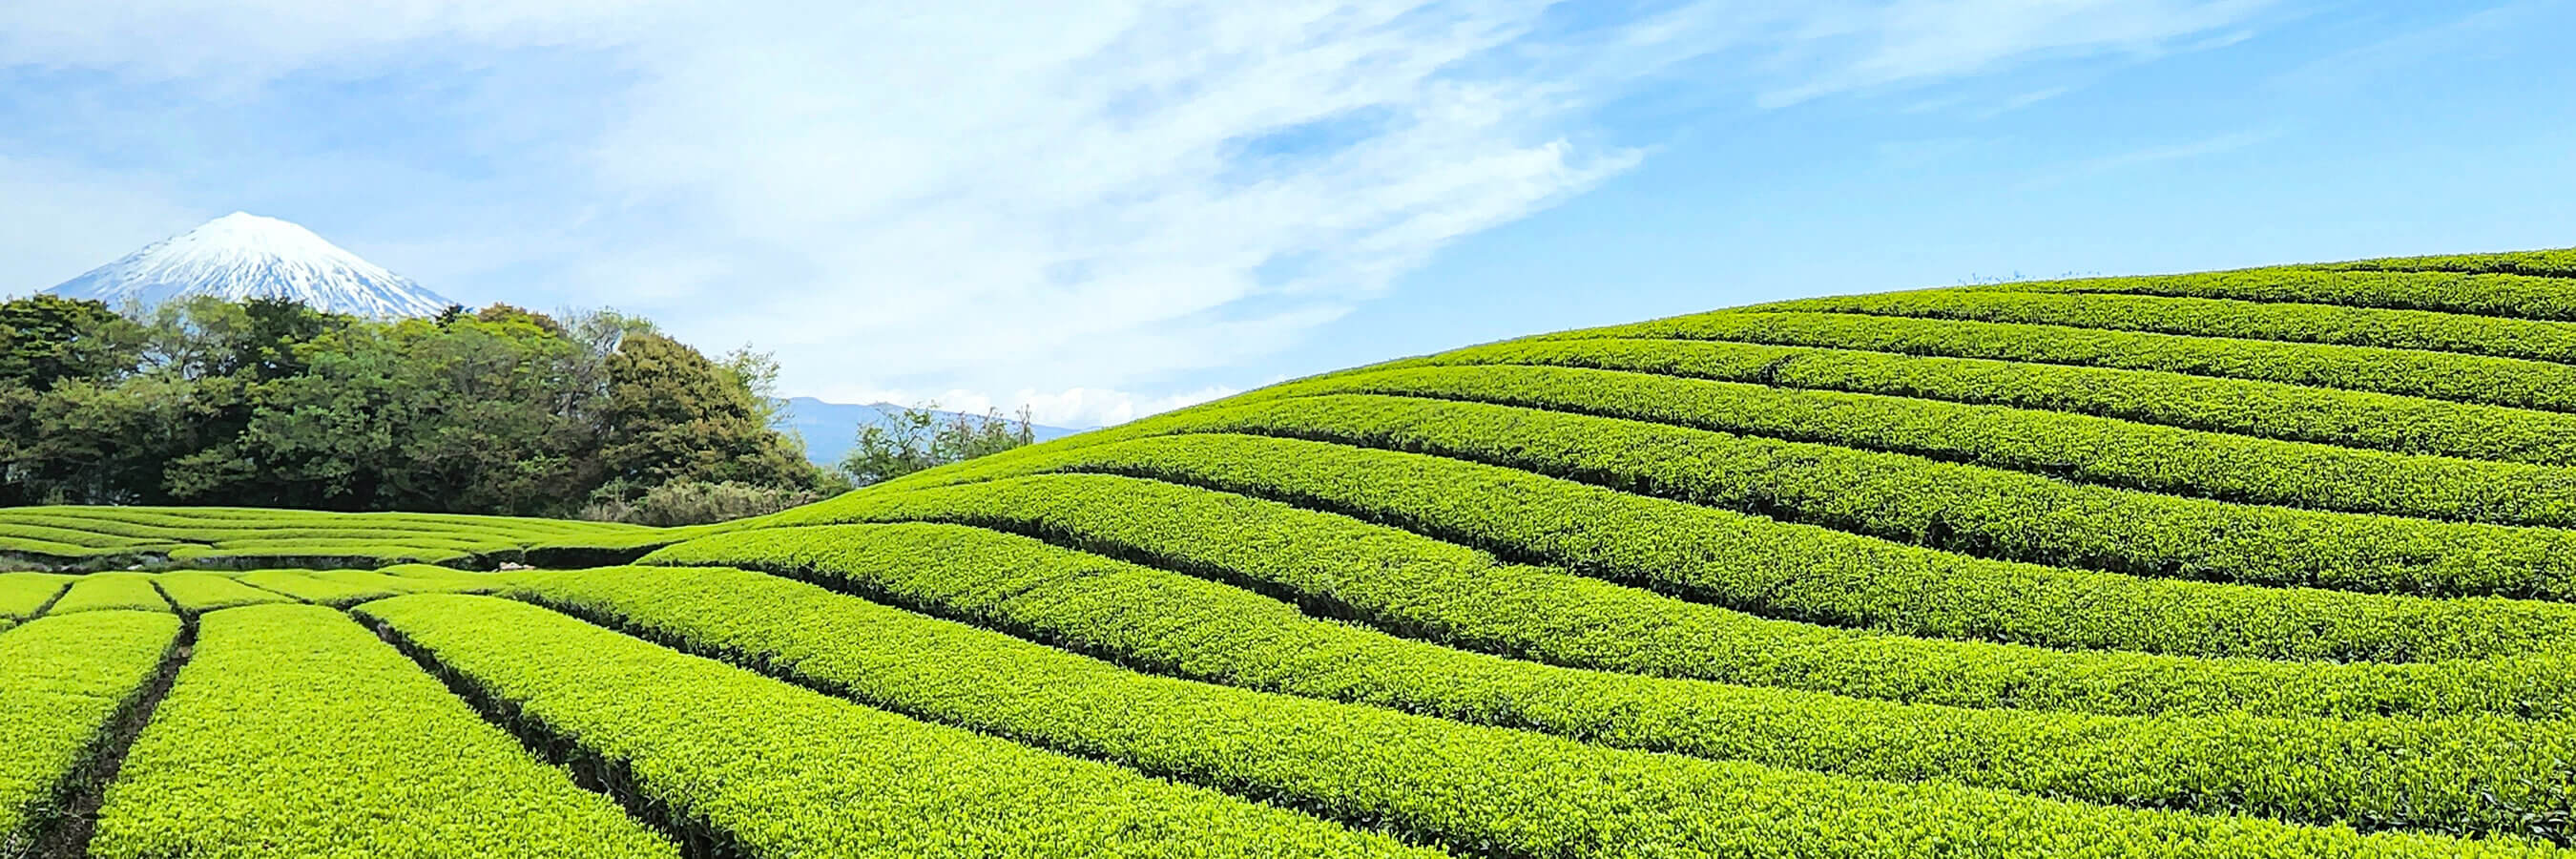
xmin=1754 ymin=0 xmax=2280 ymax=107
xmin=2267 ymin=1 xmax=2566 ymax=94
xmin=2074 ymin=128 xmax=2281 ymax=172
xmin=1976 ymin=84 xmax=2075 ymax=116
xmin=0 ymin=0 xmax=2290 ymax=425
xmin=2013 ymin=127 xmax=2283 ymax=189
xmin=1901 ymin=83 xmax=2076 ymax=118
xmin=1873 ymin=136 xmax=1991 ymax=169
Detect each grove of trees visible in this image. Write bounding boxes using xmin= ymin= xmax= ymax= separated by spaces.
xmin=0 ymin=294 xmax=835 ymax=520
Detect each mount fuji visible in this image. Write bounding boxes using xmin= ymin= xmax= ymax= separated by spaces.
xmin=43 ymin=212 xmax=455 ymax=318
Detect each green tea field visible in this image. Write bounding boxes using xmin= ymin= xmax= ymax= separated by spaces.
xmin=10 ymin=248 xmax=2576 ymax=857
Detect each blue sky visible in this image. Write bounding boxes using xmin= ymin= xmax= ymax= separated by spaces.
xmin=2 ymin=1 xmax=2569 ymax=427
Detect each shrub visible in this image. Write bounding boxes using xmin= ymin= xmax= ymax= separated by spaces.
xmin=580 ymin=479 xmax=822 ymax=527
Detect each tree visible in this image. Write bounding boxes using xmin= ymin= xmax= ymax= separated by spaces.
xmin=717 ymin=345 xmax=788 ymax=429
xmin=596 ymin=332 xmax=817 ymax=497
xmin=183 ymin=315 xmax=595 ymax=513
xmin=0 ymin=296 xmax=831 ymax=515
xmin=475 ymin=304 xmax=565 ymax=336
xmin=840 ymin=404 xmax=940 ymax=486
xmin=840 ymin=402 xmax=1038 ymax=486
xmin=123 ymin=295 xmax=350 ymax=385
xmin=554 ymin=306 xmax=658 ymax=436
xmin=0 ymin=294 xmax=141 ymax=389
xmin=234 ymin=297 xmax=348 ymax=381
xmin=15 ymin=374 xmax=238 ymax=506
xmin=0 ymin=295 xmax=171 ymax=504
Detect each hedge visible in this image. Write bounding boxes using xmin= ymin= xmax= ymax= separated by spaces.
xmin=91 ymin=603 xmax=676 ymax=859
xmin=354 ymin=594 xmax=1435 ymax=859
xmin=153 ymin=572 xmax=292 ymax=615
xmin=812 ymin=437 xmax=2576 ymax=663
xmin=1749 ymin=290 xmax=2576 ymax=366
xmin=1970 ymin=268 xmax=2576 ymax=321
xmin=49 ymin=573 xmax=171 ymax=614
xmin=168 ymin=544 xmax=475 ymax=569
xmin=237 ymin=569 xmax=405 ymax=607
xmin=0 ymin=611 xmax=180 ymax=851
xmin=1257 ymin=363 xmax=2576 ymax=529
xmin=312 ymin=568 xmax=502 ymax=596
xmin=2303 ymin=249 xmax=2576 ymax=280
xmin=1098 ymin=392 xmax=2576 ymax=601
xmin=584 ymin=557 xmax=2576 ymax=837
xmin=1540 ymin=311 xmax=2576 ymax=413
xmin=734 ymin=476 xmax=2576 ymax=721
xmin=0 ymin=523 xmax=174 ymax=551
xmin=0 ymin=573 xmax=71 ymax=620
xmin=1399 ymin=337 xmax=2576 ymax=465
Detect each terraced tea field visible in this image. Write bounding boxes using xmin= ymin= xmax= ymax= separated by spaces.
xmin=0 ymin=507 xmax=667 ymax=572
xmin=9 ymin=248 xmax=2576 ymax=857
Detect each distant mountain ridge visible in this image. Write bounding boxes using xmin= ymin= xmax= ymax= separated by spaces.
xmin=44 ymin=212 xmax=454 ymax=318
xmin=778 ymin=396 xmax=1084 ymax=467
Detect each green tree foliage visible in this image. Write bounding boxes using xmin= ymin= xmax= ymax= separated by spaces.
xmin=839 ymin=402 xmax=1038 ymax=486
xmin=0 ymin=294 xmax=142 ymax=389
xmin=199 ymin=314 xmax=596 ymax=513
xmin=0 ymin=295 xmax=825 ymax=515
xmin=597 ymin=332 xmax=817 ymax=496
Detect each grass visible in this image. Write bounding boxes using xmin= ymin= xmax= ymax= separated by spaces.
xmin=10 ymin=247 xmax=2576 ymax=856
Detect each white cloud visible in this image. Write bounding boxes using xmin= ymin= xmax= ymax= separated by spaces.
xmin=560 ymin=1 xmax=1658 ymax=404
xmin=1 ymin=0 xmax=2284 ymax=410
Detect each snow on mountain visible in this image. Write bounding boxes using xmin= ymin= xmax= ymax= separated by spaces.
xmin=42 ymin=212 xmax=454 ymax=318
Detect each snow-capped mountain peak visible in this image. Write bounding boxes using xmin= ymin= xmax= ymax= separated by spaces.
xmin=43 ymin=212 xmax=455 ymax=318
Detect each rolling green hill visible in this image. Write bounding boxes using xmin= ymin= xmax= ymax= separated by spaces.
xmin=9 ymin=248 xmax=2576 ymax=857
